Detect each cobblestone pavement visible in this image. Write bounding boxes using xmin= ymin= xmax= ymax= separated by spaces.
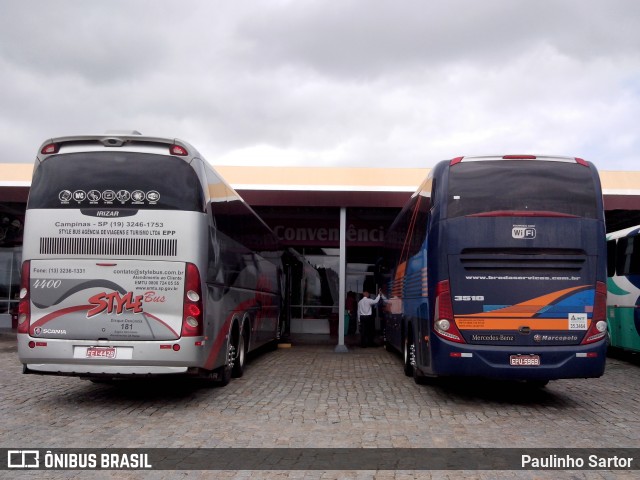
xmin=0 ymin=331 xmax=638 ymax=479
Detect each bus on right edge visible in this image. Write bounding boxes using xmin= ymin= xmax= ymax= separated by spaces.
xmin=606 ymin=225 xmax=640 ymax=354
xmin=383 ymin=155 xmax=608 ymax=386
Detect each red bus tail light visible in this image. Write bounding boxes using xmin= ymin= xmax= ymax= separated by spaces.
xmin=170 ymin=144 xmax=189 ymax=156
xmin=581 ymin=281 xmax=607 ymax=345
xmin=433 ymin=280 xmax=466 ymax=343
xmin=17 ymin=261 xmax=31 ymax=334
xmin=40 ymin=143 xmax=60 ymax=155
xmin=181 ymin=263 xmax=203 ymax=337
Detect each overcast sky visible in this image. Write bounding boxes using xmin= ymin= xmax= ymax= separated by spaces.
xmin=1 ymin=0 xmax=639 ymax=170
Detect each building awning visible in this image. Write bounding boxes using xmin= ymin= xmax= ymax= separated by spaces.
xmin=2 ymin=163 xmax=640 ymax=209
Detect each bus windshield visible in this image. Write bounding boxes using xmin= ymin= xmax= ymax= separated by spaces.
xmin=28 ymin=151 xmax=205 ymax=212
xmin=446 ymin=160 xmax=598 ymax=219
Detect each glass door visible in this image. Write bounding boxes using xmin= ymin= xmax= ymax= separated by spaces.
xmin=0 ymin=247 xmax=21 ymax=329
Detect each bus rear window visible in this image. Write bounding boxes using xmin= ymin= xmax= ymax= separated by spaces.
xmin=28 ymin=152 xmax=204 ymax=212
xmin=446 ymin=161 xmax=599 ymax=219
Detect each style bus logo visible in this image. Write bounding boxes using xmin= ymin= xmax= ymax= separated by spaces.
xmin=87 ymin=291 xmax=144 ymax=318
xmin=86 ymin=291 xmax=166 ymax=318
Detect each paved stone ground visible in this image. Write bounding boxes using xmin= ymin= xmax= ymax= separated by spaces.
xmin=0 ymin=331 xmax=638 ymax=479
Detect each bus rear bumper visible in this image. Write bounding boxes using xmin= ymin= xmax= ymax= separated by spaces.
xmin=24 ymin=363 xmax=188 ymax=376
xmin=429 ymin=340 xmax=608 ymax=380
xmin=17 ymin=335 xmax=215 ymax=378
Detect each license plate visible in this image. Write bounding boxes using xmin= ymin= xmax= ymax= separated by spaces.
xmin=86 ymin=347 xmax=117 ymax=359
xmin=509 ymin=354 xmax=540 ymax=366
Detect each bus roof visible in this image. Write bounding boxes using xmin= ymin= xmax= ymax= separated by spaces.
xmin=606 ymin=224 xmax=640 ymax=241
xmin=36 ymin=133 xmax=202 ymax=165
xmin=450 ymin=155 xmax=589 ymax=166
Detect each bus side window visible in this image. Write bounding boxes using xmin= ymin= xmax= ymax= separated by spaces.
xmin=616 ymin=238 xmax=627 ymax=276
xmin=616 ymin=236 xmax=640 ymax=276
xmin=429 ymin=178 xmax=437 ymax=210
xmin=426 ymin=178 xmax=436 ymax=233
xmin=629 ymin=236 xmax=640 ymax=275
xmin=607 ymin=239 xmax=617 ymax=277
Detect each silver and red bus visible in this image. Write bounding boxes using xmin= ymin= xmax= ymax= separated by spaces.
xmin=17 ymin=132 xmax=282 ymax=385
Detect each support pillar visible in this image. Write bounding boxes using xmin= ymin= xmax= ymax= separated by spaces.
xmin=335 ymin=207 xmax=348 ymax=353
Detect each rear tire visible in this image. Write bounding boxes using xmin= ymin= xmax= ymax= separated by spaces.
xmin=216 ymin=363 xmax=232 ymax=387
xmin=232 ymin=332 xmax=246 ymax=378
xmin=403 ymin=334 xmax=414 ymax=377
xmin=413 ymin=368 xmax=425 ymax=385
xmin=215 ymin=336 xmax=236 ymax=387
xmin=383 ymin=327 xmax=392 ymax=351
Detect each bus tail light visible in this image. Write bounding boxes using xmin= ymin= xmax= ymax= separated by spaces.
xmin=433 ymin=280 xmax=466 ymax=343
xmin=181 ymin=263 xmax=203 ymax=337
xmin=170 ymin=145 xmax=189 ymax=156
xmin=40 ymin=143 xmax=60 ymax=155
xmin=581 ymin=281 xmax=607 ymax=345
xmin=17 ymin=261 xmax=31 ymax=334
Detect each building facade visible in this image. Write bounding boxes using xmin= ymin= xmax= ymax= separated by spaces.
xmin=2 ymin=163 xmax=640 ymax=337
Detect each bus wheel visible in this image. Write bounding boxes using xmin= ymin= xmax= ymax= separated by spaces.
xmin=413 ymin=367 xmax=428 ymax=385
xmin=403 ymin=334 xmax=414 ymax=377
xmin=215 ymin=342 xmax=235 ymax=387
xmin=232 ymin=332 xmax=246 ymax=378
xmin=383 ymin=328 xmax=391 ymax=351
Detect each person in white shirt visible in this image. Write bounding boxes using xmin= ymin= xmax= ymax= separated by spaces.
xmin=358 ymin=289 xmax=381 ymax=347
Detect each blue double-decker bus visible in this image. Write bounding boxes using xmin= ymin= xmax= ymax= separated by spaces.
xmin=383 ymin=155 xmax=608 ymax=386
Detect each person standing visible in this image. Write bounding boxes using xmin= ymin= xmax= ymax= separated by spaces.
xmin=358 ymin=289 xmax=381 ymax=347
